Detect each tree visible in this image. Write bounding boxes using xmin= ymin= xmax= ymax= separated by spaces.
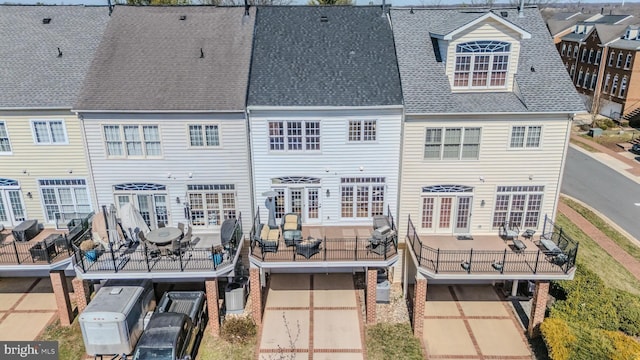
xmin=307 ymin=0 xmax=353 ymax=5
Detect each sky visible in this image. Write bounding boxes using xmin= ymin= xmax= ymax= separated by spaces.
xmin=0 ymin=0 xmax=631 ymax=6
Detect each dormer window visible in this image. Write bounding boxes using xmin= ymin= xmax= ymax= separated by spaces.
xmin=453 ymin=41 xmax=510 ymax=89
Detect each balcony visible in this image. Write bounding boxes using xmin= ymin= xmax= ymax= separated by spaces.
xmin=0 ymin=228 xmax=73 ymax=267
xmin=249 ymin=208 xmax=399 ymax=268
xmin=406 ymin=215 xmax=578 ymax=280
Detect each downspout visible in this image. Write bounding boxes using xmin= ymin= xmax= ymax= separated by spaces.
xmin=554 ymin=113 xmax=575 ymax=222
xmin=77 ymin=113 xmax=100 ymax=212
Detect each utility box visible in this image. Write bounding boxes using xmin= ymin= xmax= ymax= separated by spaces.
xmin=589 ymin=128 xmax=603 ymax=137
xmin=225 ymin=280 xmax=247 ymax=314
xmin=376 ymin=268 xmax=390 ymax=303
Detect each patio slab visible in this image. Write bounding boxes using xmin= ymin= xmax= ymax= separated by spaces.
xmin=313 ymin=310 xmax=362 ymax=350
xmin=260 ymin=309 xmax=309 ymax=350
xmin=0 ymin=277 xmax=37 ymax=293
xmin=265 ymin=274 xmax=311 ymax=308
xmin=453 ymin=285 xmax=501 ymax=301
xmin=0 ymin=293 xmax=23 ymax=311
xmin=425 ymin=285 xmax=459 ymax=316
xmin=458 ymin=300 xmax=510 ymax=317
xmin=259 ymin=353 xmax=308 ymax=360
xmin=469 ymin=319 xmax=531 ymax=356
xmin=313 ymin=353 xmax=364 ymax=360
xmin=15 ymin=293 xmax=57 ymax=311
xmin=423 ymin=319 xmax=477 ymax=356
xmin=313 ymin=274 xmax=356 ymax=308
xmin=0 ymin=312 xmax=56 ymax=341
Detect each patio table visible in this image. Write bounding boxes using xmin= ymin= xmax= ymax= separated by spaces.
xmin=146 ymin=227 xmax=182 ymax=246
xmin=12 ymin=219 xmax=40 ymax=242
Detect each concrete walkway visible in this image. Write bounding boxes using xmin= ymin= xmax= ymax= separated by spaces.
xmin=0 ymin=277 xmax=61 ymax=341
xmin=258 ymin=273 xmax=365 ymax=360
xmin=422 ymin=285 xmax=533 ymax=360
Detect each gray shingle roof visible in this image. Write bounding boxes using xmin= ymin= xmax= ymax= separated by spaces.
xmin=75 ymin=6 xmax=255 ymax=111
xmin=390 ymin=7 xmax=585 ymax=114
xmin=609 ymin=38 xmax=640 ymax=51
xmin=0 ymin=5 xmax=109 ymax=109
xmin=247 ymin=6 xmax=402 ymax=107
xmin=594 ymin=24 xmax=629 ymax=44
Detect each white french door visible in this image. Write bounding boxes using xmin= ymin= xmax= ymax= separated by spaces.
xmin=273 ymin=187 xmax=321 ymax=224
xmin=422 ymin=195 xmax=473 ymax=234
xmin=0 ymin=190 xmax=26 ymax=227
xmin=116 ymin=193 xmax=168 ymax=229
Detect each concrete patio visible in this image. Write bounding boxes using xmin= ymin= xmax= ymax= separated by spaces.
xmin=258 ymin=273 xmax=365 ymax=360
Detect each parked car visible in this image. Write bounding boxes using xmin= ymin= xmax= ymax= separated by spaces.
xmin=132 ymin=291 xmax=206 ymax=360
xmin=631 ymin=143 xmax=640 ymax=154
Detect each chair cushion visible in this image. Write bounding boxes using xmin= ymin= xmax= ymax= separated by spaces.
xmin=284 ymin=214 xmax=298 ymax=223
xmin=284 ymin=222 xmax=298 ymax=231
xmin=260 ymin=225 xmax=270 ymax=240
xmin=267 ymin=229 xmax=280 ymax=241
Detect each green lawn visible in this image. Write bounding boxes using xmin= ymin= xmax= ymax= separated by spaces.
xmin=570 ymin=138 xmax=599 ymax=152
xmin=196 ymin=329 xmax=256 ymax=360
xmin=37 ymin=319 xmax=86 ymax=360
xmin=556 ymin=213 xmax=640 ymax=295
xmin=366 ymin=323 xmax=424 ymax=360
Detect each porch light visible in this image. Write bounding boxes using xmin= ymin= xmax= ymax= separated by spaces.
xmin=176 ymin=197 xmax=181 ymax=204
xmin=480 ymin=200 xmax=485 ymax=207
xmin=326 ymin=189 xmax=330 ymax=198
xmin=460 ymin=261 xmax=471 ymax=273
xmin=27 ymin=192 xmax=33 ymax=199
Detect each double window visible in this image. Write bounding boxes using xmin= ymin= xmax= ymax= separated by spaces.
xmin=609 ymin=52 xmax=615 ymax=66
xmin=453 ymin=41 xmax=510 ymax=89
xmin=595 ymin=50 xmax=601 ymax=65
xmin=340 ymin=177 xmax=385 ymax=218
xmin=424 ymin=127 xmax=481 ymax=160
xmin=187 ymin=184 xmax=236 ymax=227
xmin=510 ymin=125 xmax=542 ymax=149
xmin=625 ymin=54 xmax=633 ymax=69
xmin=492 ymin=186 xmax=544 ymax=229
xmin=31 ymin=120 xmax=67 ymax=145
xmin=348 ymin=120 xmax=377 ymax=142
xmin=617 ymin=53 xmax=624 ymax=68
xmin=620 ymin=76 xmax=628 ymax=98
xmin=0 ymin=122 xmax=11 ymax=153
xmin=39 ymin=179 xmax=91 ymax=222
xmin=189 ymin=124 xmax=220 ymax=147
xmin=103 ymin=125 xmax=161 ymax=158
xmin=604 ymin=73 xmax=611 ymax=93
xmin=268 ymin=121 xmax=320 ymax=151
xmin=612 ymin=75 xmax=619 ymax=95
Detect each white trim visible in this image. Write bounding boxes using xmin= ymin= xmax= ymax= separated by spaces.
xmin=247 ymin=105 xmax=403 ymax=111
xmin=30 ymin=119 xmax=69 ymax=145
xmin=74 ymin=109 xmax=244 ymax=114
xmin=442 ymin=12 xmax=531 ymax=40
xmin=101 ymin=123 xmax=164 ymax=159
xmin=405 ymin=111 xmax=585 ymax=116
xmin=0 ymin=120 xmax=13 ymax=155
xmin=186 ymin=123 xmax=223 ymax=149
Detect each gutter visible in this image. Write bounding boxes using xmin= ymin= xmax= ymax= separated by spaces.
xmin=247 ymin=105 xmax=404 ymax=111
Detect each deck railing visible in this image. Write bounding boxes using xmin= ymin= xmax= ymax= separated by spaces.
xmin=73 ymin=215 xmax=243 ymax=274
xmin=406 ymin=215 xmax=578 ymax=275
xmin=0 ymin=235 xmax=75 ymax=265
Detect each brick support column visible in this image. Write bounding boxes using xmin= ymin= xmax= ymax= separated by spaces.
xmin=72 ymin=277 xmax=91 ymax=315
xmin=366 ymin=268 xmax=377 ymax=324
xmin=50 ymin=271 xmax=72 ymax=326
xmin=527 ymin=280 xmax=550 ymax=338
xmin=413 ymin=275 xmax=427 ymax=338
xmin=205 ymin=278 xmax=220 ymax=337
xmin=249 ymin=268 xmax=262 ymax=325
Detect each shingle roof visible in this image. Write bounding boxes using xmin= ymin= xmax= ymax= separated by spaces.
xmin=609 ymin=38 xmax=640 ymax=51
xmin=247 ymin=6 xmax=402 ymax=107
xmin=75 ymin=6 xmax=255 ymax=111
xmin=390 ymin=7 xmax=585 ymax=114
xmin=594 ymin=23 xmax=628 ymax=44
xmin=0 ymin=5 xmax=109 ymax=109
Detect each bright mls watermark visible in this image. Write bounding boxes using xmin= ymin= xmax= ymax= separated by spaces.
xmin=1 ymin=341 xmax=58 ymax=359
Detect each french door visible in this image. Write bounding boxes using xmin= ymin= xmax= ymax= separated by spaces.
xmin=422 ymin=195 xmax=472 ymax=234
xmin=0 ymin=190 xmax=26 ymax=227
xmin=274 ymin=187 xmax=321 ymax=223
xmin=116 ymin=193 xmax=168 ymax=229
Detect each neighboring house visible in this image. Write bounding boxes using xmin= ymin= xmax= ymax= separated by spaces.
xmin=246 ymin=6 xmax=403 ymax=324
xmin=0 ymin=6 xmax=109 ymax=229
xmin=551 ymin=12 xmax=639 ymax=118
xmin=74 ymin=6 xmax=255 ymax=235
xmin=390 ymin=6 xmax=585 ymax=337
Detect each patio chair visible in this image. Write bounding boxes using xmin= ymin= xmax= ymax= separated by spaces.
xmin=180 ymin=226 xmax=194 ymax=251
xmin=140 ymin=232 xmax=161 ymax=258
xmin=177 ymin=222 xmax=185 ymax=233
xmin=220 ymin=218 xmax=237 ymax=251
xmin=158 ymin=221 xmax=166 ymax=228
xmin=281 ymin=213 xmax=302 ymax=247
xmin=255 ymin=223 xmax=279 ymax=254
xmin=499 ymin=221 xmax=520 ymax=241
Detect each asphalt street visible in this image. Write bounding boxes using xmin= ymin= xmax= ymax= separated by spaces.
xmin=561 ymin=147 xmax=640 ymax=241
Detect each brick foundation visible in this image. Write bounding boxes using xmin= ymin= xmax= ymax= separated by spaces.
xmin=250 ymin=268 xmax=262 ymax=325
xmin=366 ymin=268 xmax=377 ymax=324
xmin=527 ymin=280 xmax=549 ymax=338
xmin=413 ymin=276 xmax=427 ymax=338
xmin=72 ymin=277 xmax=91 ymax=315
xmin=50 ymin=271 xmax=73 ymax=326
xmin=205 ymin=278 xmax=220 ymax=336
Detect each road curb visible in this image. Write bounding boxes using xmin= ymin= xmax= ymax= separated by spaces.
xmin=568 ymin=143 xmax=640 ymax=185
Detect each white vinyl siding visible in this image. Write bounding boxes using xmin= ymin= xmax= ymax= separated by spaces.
xmin=0 ymin=122 xmax=11 ymax=153
xmin=31 ymin=119 xmax=67 ymax=145
xmin=103 ymin=124 xmax=161 ymax=158
xmin=424 ymin=127 xmax=481 ymax=160
xmin=399 ymin=115 xmax=569 ymax=239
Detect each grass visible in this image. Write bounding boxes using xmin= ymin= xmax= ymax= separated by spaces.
xmin=556 ymin=213 xmax=640 ymax=296
xmin=37 ymin=319 xmax=86 ymax=360
xmin=570 ymin=137 xmax=599 ymax=152
xmin=562 ymin=197 xmax=640 ymax=263
xmin=196 ymin=326 xmax=256 ymax=360
xmin=366 ymin=322 xmax=424 ymax=360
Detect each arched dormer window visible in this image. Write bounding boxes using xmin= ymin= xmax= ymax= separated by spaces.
xmin=453 ymin=41 xmax=510 ymax=89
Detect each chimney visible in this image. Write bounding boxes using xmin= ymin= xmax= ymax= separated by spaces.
xmin=601 ymin=7 xmax=604 ymax=14
xmin=382 ymin=0 xmax=386 ymax=17
xmin=518 ymin=0 xmax=525 ymax=18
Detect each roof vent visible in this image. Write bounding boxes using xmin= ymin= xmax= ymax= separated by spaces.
xmin=179 ymin=15 xmax=186 ymax=20
xmin=320 ymin=15 xmax=328 ymax=22
xmin=500 ymin=11 xmax=508 ymax=18
xmin=42 ymin=18 xmax=51 ymax=24
xmin=57 ymin=47 xmax=62 ymax=58
xmin=109 ymin=288 xmax=123 ymax=295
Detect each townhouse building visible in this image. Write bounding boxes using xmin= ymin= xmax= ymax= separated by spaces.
xmin=390 ymin=6 xmax=584 ymax=338
xmin=0 ymin=6 xmax=108 ymax=229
